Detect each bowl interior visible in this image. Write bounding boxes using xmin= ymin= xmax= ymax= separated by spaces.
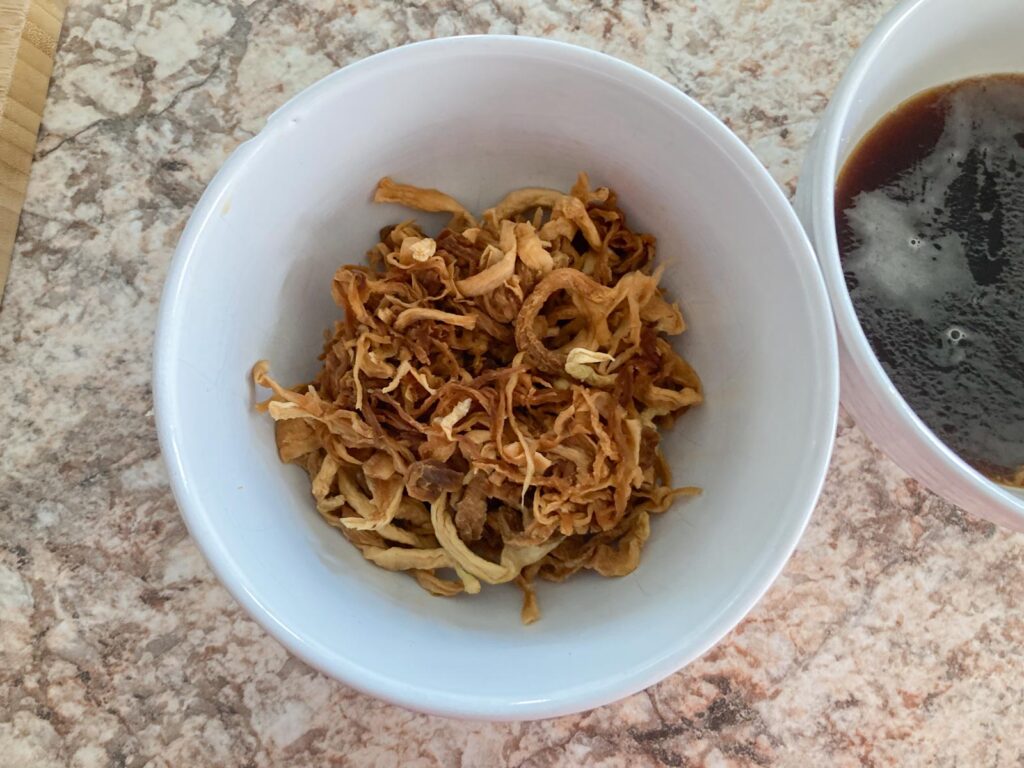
xmin=838 ymin=0 xmax=1024 ymax=166
xmin=156 ymin=38 xmax=837 ymax=718
xmin=830 ymin=0 xmax=1024 ymax=507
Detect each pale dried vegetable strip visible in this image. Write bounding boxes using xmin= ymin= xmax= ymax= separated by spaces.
xmin=253 ymin=173 xmax=702 ymax=623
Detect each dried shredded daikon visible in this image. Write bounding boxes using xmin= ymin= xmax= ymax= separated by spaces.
xmin=253 ymin=173 xmax=702 ymax=623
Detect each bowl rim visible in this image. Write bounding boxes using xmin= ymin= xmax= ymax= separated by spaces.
xmin=806 ymin=0 xmax=1024 ymax=527
xmin=153 ymin=34 xmax=840 ymax=720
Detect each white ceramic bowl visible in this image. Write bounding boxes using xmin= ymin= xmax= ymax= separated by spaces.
xmin=155 ymin=36 xmax=838 ymax=719
xmin=796 ymin=0 xmax=1024 ymax=531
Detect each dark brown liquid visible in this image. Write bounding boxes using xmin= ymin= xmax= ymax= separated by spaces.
xmin=836 ymin=74 xmax=1024 ymax=484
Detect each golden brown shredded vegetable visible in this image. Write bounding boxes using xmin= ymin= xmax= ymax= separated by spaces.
xmin=253 ymin=173 xmax=702 ymax=622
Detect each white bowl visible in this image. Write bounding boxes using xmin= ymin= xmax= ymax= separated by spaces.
xmin=155 ymin=36 xmax=838 ymax=719
xmin=796 ymin=0 xmax=1024 ymax=531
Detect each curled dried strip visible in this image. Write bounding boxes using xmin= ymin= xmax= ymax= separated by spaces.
xmin=394 ymin=307 xmax=476 ymax=331
xmin=513 ymin=223 xmax=553 ymax=274
xmin=456 ymin=244 xmax=517 ymax=297
xmin=485 ymin=187 xmax=564 ymax=221
xmin=374 ymin=177 xmax=476 ymax=227
xmin=254 ymin=173 xmax=702 ymax=623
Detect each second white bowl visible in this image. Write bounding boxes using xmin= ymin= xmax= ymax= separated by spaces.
xmin=796 ymin=0 xmax=1024 ymax=531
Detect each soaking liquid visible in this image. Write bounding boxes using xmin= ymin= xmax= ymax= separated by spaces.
xmin=836 ymin=74 xmax=1024 ymax=485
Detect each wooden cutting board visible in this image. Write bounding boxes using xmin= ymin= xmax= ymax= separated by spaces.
xmin=0 ymin=0 xmax=66 ymax=300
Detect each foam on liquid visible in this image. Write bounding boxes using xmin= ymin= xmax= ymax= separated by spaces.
xmin=837 ymin=75 xmax=1024 ymax=480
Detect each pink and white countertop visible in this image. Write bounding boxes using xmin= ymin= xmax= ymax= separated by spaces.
xmin=2 ymin=0 xmax=1022 ymax=765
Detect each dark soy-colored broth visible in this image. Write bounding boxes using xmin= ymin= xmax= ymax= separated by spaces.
xmin=836 ymin=74 xmax=1024 ymax=485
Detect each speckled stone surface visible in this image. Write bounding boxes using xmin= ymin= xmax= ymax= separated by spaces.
xmin=2 ymin=1 xmax=1023 ymax=765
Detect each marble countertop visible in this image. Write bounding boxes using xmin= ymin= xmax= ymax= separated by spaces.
xmin=3 ymin=0 xmax=1023 ymax=765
